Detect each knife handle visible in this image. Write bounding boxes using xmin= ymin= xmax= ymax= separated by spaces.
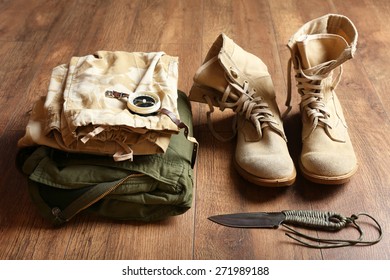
xmin=282 ymin=210 xmax=349 ymax=231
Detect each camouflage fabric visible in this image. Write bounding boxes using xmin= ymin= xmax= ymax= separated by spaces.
xmin=18 ymin=51 xmax=181 ymax=161
xmin=17 ymin=91 xmax=195 ymax=224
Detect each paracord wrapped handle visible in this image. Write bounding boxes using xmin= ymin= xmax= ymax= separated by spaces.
xmin=282 ymin=210 xmax=349 ymax=231
xmin=281 ymin=211 xmax=383 ymax=249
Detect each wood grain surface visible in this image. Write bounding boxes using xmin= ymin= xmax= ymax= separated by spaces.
xmin=0 ymin=0 xmax=389 ymax=260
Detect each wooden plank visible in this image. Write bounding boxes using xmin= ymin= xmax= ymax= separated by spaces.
xmin=331 ymin=0 xmax=390 ymax=112
xmin=192 ymin=0 xmax=323 ymax=260
xmin=319 ymin=0 xmax=390 ymax=259
xmin=0 ymin=0 xmax=389 ymax=260
xmin=269 ymin=0 xmax=390 ymax=259
xmin=0 ymin=0 xmax=71 ymax=134
xmin=4 ymin=0 xmax=201 ymax=260
xmin=69 ymin=216 xmax=195 ymax=260
xmin=193 ymin=129 xmax=321 ymax=259
xmin=0 ymin=0 xmax=63 ymax=42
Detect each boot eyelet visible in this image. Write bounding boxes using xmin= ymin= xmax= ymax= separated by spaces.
xmin=230 ymin=68 xmax=239 ymax=79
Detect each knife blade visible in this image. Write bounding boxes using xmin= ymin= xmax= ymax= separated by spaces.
xmin=208 ymin=212 xmax=286 ymax=228
xmin=208 ymin=210 xmax=350 ymax=231
xmin=208 ymin=210 xmax=383 ymax=249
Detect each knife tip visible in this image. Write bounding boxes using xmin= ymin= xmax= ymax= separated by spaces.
xmin=208 ymin=215 xmax=223 ymax=225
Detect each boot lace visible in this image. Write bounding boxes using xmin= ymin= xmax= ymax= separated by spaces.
xmin=204 ymin=75 xmax=286 ymax=142
xmin=284 ymin=58 xmax=343 ymax=136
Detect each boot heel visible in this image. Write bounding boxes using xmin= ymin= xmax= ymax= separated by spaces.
xmin=189 ymin=83 xmax=220 ymax=107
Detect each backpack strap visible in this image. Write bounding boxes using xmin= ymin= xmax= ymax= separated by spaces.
xmin=159 ymin=108 xmax=199 ymax=168
xmin=51 ymin=174 xmax=143 ymax=225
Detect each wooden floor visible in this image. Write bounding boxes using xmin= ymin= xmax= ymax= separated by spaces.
xmin=0 ymin=0 xmax=389 ymax=260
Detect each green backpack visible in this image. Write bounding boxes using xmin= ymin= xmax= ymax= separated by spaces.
xmin=17 ymin=91 xmax=197 ymax=225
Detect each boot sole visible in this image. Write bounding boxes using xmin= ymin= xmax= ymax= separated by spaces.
xmin=234 ymin=159 xmax=296 ymax=187
xmin=299 ymin=160 xmax=358 ymax=185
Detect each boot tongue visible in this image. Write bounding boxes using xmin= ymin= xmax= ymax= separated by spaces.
xmin=296 ymin=34 xmax=349 ymax=72
xmin=296 ymin=34 xmax=348 ymax=143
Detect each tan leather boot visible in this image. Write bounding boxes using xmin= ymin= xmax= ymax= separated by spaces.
xmin=287 ymin=14 xmax=358 ymax=184
xmin=190 ymin=34 xmax=296 ymax=187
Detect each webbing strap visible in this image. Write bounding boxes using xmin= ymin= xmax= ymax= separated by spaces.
xmin=160 ymin=108 xmax=199 ymax=168
xmin=51 ymin=174 xmax=143 ymax=225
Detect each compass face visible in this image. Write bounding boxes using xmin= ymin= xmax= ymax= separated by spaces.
xmin=127 ymin=92 xmax=161 ymax=115
xmin=132 ymin=95 xmax=157 ymax=108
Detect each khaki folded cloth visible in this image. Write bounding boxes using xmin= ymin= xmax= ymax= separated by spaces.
xmin=18 ymin=51 xmax=182 ymax=161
